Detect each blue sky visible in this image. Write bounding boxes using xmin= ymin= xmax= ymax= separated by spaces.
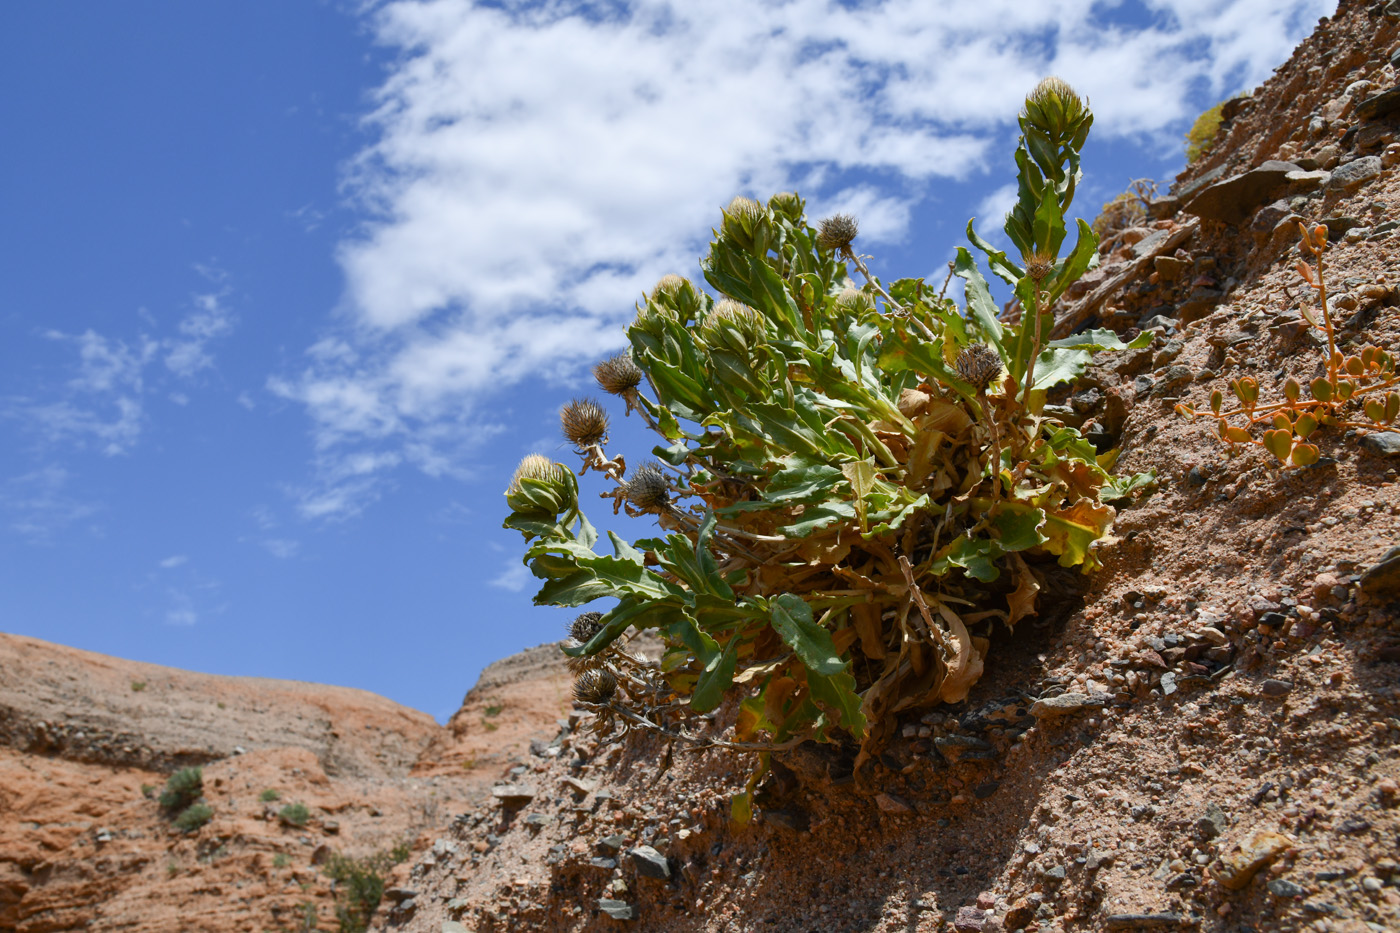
xmin=0 ymin=0 xmax=1332 ymax=721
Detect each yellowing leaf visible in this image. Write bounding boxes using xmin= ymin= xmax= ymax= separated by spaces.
xmin=1042 ymin=499 xmax=1115 ymax=570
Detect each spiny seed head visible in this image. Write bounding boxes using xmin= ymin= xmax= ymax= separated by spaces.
xmin=593 ymin=353 xmax=643 ymax=396
xmin=573 ymin=668 xmax=617 ymax=705
xmin=560 ymin=398 xmax=609 ymax=448
xmin=569 ymin=611 xmax=604 ymax=644
xmin=956 ymin=343 xmax=1004 ymax=393
xmin=624 ymin=461 xmax=671 ymax=512
xmin=817 ymin=214 xmax=859 ymax=253
xmin=1023 ymin=251 xmax=1056 ymax=282
xmin=507 ymin=454 xmax=567 ymax=494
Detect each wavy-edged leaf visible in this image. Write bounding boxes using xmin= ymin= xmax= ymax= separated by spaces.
xmin=770 ymin=594 xmax=865 ymax=734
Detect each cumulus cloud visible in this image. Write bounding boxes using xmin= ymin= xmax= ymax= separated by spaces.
xmin=274 ymin=0 xmax=1331 ymax=515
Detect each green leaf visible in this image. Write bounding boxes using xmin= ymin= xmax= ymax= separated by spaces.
xmin=770 ymin=595 xmax=864 ymax=734
xmin=1045 ymin=219 xmax=1099 ymax=305
xmin=780 ymin=500 xmax=855 ymax=537
xmin=527 ymin=536 xmax=676 ymax=607
xmin=692 ymin=635 xmax=740 ymax=713
xmin=1031 ymin=180 xmax=1067 ymax=258
xmin=930 ymin=534 xmax=1004 ymax=582
xmin=747 ymin=254 xmax=807 ymax=340
xmin=1045 ymin=328 xmax=1153 ymax=352
xmin=988 ymin=501 xmax=1048 ymax=552
xmin=763 ymin=454 xmax=844 ymax=503
xmin=1032 ymin=346 xmax=1093 ymax=390
xmin=966 ymin=219 xmax=1024 ymax=287
xmin=1103 ymin=469 xmax=1158 ymax=503
xmin=667 ymin=616 xmax=729 ymax=713
xmin=953 ymin=248 xmax=1004 ymax=355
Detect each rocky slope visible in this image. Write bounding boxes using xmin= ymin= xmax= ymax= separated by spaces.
xmin=0 ymin=633 xmax=572 ymax=933
xmin=375 ymin=3 xmax=1400 ymax=932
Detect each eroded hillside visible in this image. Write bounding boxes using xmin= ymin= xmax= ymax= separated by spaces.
xmin=374 ymin=3 xmax=1400 ymax=932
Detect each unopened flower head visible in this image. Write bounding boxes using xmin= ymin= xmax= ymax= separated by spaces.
xmin=1024 ymin=76 xmax=1087 ymax=139
xmin=624 ymin=461 xmax=671 ymax=512
xmin=561 ymin=398 xmax=609 ymax=448
xmin=956 ymin=343 xmax=1004 ymax=393
xmin=507 ymin=454 xmax=567 ymax=495
xmin=593 ymin=353 xmax=643 ymax=396
xmin=834 ymin=287 xmax=876 ymax=314
xmin=817 ymin=214 xmax=859 ymax=253
xmin=726 ymin=196 xmax=764 ymax=222
xmin=573 ymin=668 xmax=617 ymax=705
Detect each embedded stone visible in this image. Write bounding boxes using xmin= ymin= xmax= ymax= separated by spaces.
xmin=627 ymin=845 xmax=671 ymax=880
xmin=1184 ymin=161 xmax=1301 ymax=225
xmin=1328 ymin=157 xmax=1382 ymax=191
xmin=1212 ymin=830 xmax=1292 ymax=890
xmin=1030 ymin=692 xmax=1108 ymax=718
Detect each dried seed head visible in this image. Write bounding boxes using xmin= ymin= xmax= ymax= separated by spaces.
xmin=507 ymin=454 xmax=567 ymax=494
xmin=1024 ymin=251 xmax=1056 ymax=282
xmin=593 ymin=353 xmax=643 ymax=396
xmin=573 ymin=668 xmax=617 ymax=704
xmin=956 ymin=343 xmax=1004 ymax=393
xmin=817 ymin=214 xmax=859 ymax=253
xmin=623 ymin=461 xmax=671 ymax=512
xmin=561 ymin=398 xmax=609 ymax=448
xmin=569 ymin=611 xmax=604 ymax=644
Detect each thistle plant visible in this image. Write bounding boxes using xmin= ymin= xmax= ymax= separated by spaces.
xmin=1176 ymin=222 xmax=1399 ymax=465
xmin=504 ymin=80 xmax=1152 ymax=811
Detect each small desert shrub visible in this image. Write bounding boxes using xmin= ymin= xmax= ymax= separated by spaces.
xmin=130 ymin=680 xmax=146 ymax=692
xmin=140 ymin=783 xmax=155 ymax=799
xmin=483 ymin=702 xmax=504 ymax=717
xmin=389 ymin=841 xmax=411 ymax=864
xmin=278 ymin=802 xmax=311 ymax=827
xmin=158 ymin=767 xmax=203 ymax=812
xmin=259 ymin=788 xmax=281 ymax=802
xmin=1091 ymin=179 xmax=1156 ymax=243
xmin=324 ymin=852 xmax=392 ymax=933
xmin=173 ymin=803 xmax=214 ymax=833
xmin=272 ymin=853 xmax=291 ymax=869
xmin=1185 ymin=99 xmax=1228 ymax=163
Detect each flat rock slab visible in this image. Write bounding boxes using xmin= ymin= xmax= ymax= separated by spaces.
xmin=1184 ymin=160 xmax=1301 ymax=225
xmin=491 ymin=784 xmax=535 ymax=805
xmin=1357 ymin=86 xmax=1400 ymax=121
xmin=1104 ymin=914 xmax=1191 ymax=930
xmin=1360 ymin=431 xmax=1400 ymax=457
xmin=597 ymin=898 xmax=635 ymax=920
xmin=1361 ymin=546 xmax=1400 ymax=598
xmin=1030 ymin=692 xmax=1110 ymax=718
xmin=1328 ymin=156 xmax=1382 ymax=191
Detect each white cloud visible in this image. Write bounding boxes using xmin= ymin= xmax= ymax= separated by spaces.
xmin=489 ymin=562 xmax=532 ymax=593
xmin=165 ymin=291 xmax=236 ymax=378
xmin=262 ymin=538 xmax=300 ymax=559
xmin=0 ymin=465 xmax=101 ymax=543
xmin=159 ymin=555 xmax=188 ymax=569
xmin=9 ymin=280 xmax=239 ymax=458
xmin=274 ymin=0 xmax=1331 ymax=514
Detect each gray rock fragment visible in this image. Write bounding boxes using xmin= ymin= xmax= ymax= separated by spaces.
xmin=628 ymin=845 xmax=671 ymax=880
xmin=1328 ymin=156 xmax=1382 ymax=191
xmin=1360 ymin=431 xmax=1400 ymax=457
xmin=1184 ymin=161 xmax=1300 ymax=225
xmin=1030 ymin=692 xmax=1109 ymax=718
xmin=1360 ymin=546 xmax=1400 ymax=598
